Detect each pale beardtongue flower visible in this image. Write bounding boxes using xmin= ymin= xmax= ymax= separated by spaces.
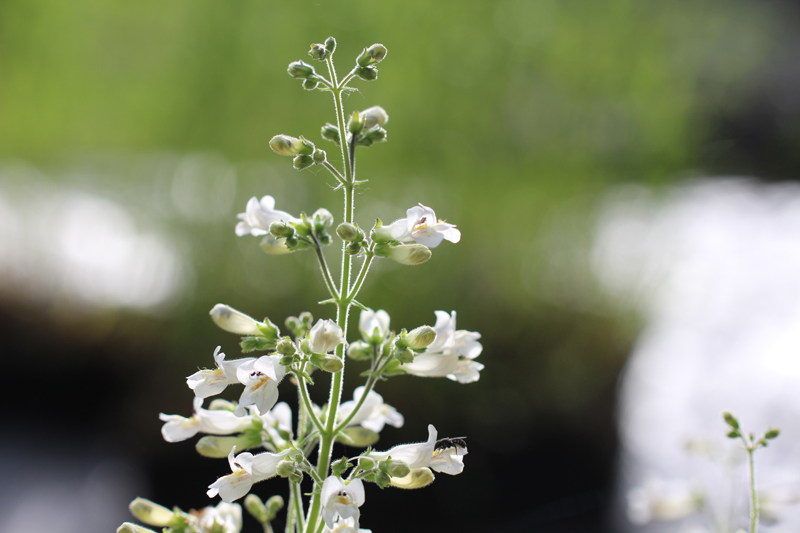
xmin=209 ymin=304 xmax=268 ymax=336
xmin=159 ymin=397 xmax=256 ymax=443
xmin=250 ymin=401 xmax=294 ymax=450
xmin=195 ymin=501 xmax=243 ymax=533
xmin=207 ymin=448 xmax=293 ymax=503
xmin=402 ymin=311 xmax=483 ymax=383
xmin=321 ymin=477 xmax=366 ymax=529
xmin=626 ymin=479 xmax=703 ymax=525
xmin=187 ymin=346 xmax=255 ymax=399
xmin=359 ymin=308 xmax=390 ymax=343
xmin=368 ymin=424 xmax=467 ymax=475
xmin=360 ymin=105 xmax=388 ymax=129
xmin=375 ymin=204 xmax=460 ymax=248
xmin=337 ymin=386 xmax=404 ymax=433
xmin=322 ymin=515 xmax=372 ymax=533
xmin=235 ymin=195 xmax=299 ymax=237
xmin=235 ymin=355 xmax=286 ymax=416
xmin=309 ymin=319 xmax=345 ymax=354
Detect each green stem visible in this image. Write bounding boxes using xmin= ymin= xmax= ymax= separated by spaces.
xmin=312 ymin=235 xmax=339 ymax=299
xmin=293 ymin=480 xmax=306 ymax=533
xmin=746 ymin=442 xmax=758 ymax=533
xmin=332 ymin=375 xmax=375 ymax=433
xmin=285 ymin=483 xmax=295 ymax=533
xmin=296 ymin=364 xmax=325 ymax=434
xmin=322 ymin=160 xmax=345 ymax=183
xmin=347 ymin=253 xmax=374 ymax=300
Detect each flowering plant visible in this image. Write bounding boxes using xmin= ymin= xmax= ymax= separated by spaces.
xmin=119 ymin=36 xmax=482 ymax=533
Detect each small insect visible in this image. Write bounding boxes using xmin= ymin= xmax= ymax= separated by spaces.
xmin=434 ymin=437 xmax=468 ymax=452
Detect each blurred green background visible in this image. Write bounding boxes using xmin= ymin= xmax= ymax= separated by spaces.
xmin=1 ymin=0 xmax=798 ymax=532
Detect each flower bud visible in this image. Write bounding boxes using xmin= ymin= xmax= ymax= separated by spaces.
xmin=196 ymin=433 xmax=262 ymax=458
xmin=331 ymin=457 xmax=350 ymax=476
xmin=765 ymin=427 xmax=781 ymax=440
xmin=374 ymin=470 xmax=392 ymax=488
xmin=374 ymin=243 xmax=432 ymax=265
xmin=347 ymin=340 xmax=373 ymax=360
xmin=118 ymin=523 xmax=157 ymax=533
xmin=394 ymin=347 xmax=415 ymax=364
xmin=268 ymin=220 xmax=295 ymax=239
xmin=355 ymin=66 xmax=378 ymax=81
xmin=293 ymin=154 xmax=314 ymax=170
xmin=313 ymin=208 xmax=334 ymax=229
xmin=208 ymin=398 xmax=237 ymax=411
xmin=357 ymin=44 xmax=387 ymax=67
xmin=308 ymin=319 xmax=345 ymax=354
xmin=210 ymin=304 xmax=265 ymax=335
xmin=399 ymin=326 xmax=437 ymax=350
xmin=338 ymin=426 xmax=380 ymax=447
xmin=360 ymin=106 xmax=389 ymax=128
xmin=346 ymin=241 xmax=363 ymax=255
xmin=380 ymin=460 xmax=411 ymax=479
xmin=362 ymin=126 xmax=387 ymax=145
xmin=276 ymin=460 xmax=296 ymax=478
xmin=389 ymin=467 xmax=435 ymax=489
xmin=308 ymin=43 xmax=328 ymax=61
xmin=348 ymin=111 xmax=365 ymax=135
xmin=299 ymin=312 xmax=314 ymax=325
xmin=128 ymin=498 xmax=175 ymax=527
xmin=320 ymin=123 xmax=340 ymax=144
xmin=245 ymin=494 xmax=269 ymax=522
xmin=269 ymin=134 xmax=312 ymax=156
xmin=337 ymin=222 xmax=361 ymax=242
xmin=276 ymin=337 xmax=296 ymax=356
xmin=266 ymin=495 xmax=285 ymax=515
xmin=303 ymin=78 xmax=319 ymax=90
xmin=287 ymin=60 xmax=315 ymax=79
xmin=315 ymin=353 xmax=344 ymax=373
xmin=357 ymin=456 xmax=376 ymax=470
xmin=324 ymin=36 xmax=337 ymax=54
xmin=722 ymin=411 xmax=739 ymax=430
xmin=313 ymin=148 xmax=327 ymax=164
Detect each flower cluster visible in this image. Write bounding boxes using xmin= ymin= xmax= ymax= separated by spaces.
xmin=120 ymin=36 xmax=483 ymax=533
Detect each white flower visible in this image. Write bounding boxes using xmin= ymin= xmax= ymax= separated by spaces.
xmin=322 ymin=515 xmax=372 ymax=533
xmin=375 ymin=204 xmax=460 ymax=248
xmin=359 ymin=309 xmax=390 ymax=343
xmin=360 ymin=105 xmax=388 ymax=129
xmin=195 ymin=501 xmax=243 ymax=533
xmin=159 ymin=397 xmax=256 ymax=443
xmin=210 ymin=304 xmax=266 ymax=336
xmin=309 ymin=319 xmax=345 ymax=354
xmin=251 ymin=401 xmax=293 ymax=450
xmin=402 ymin=311 xmax=483 ymax=383
xmin=369 ymin=424 xmax=467 ymax=475
xmin=187 ymin=346 xmax=254 ymax=399
xmin=207 ymin=448 xmax=292 ymax=502
xmin=235 ymin=196 xmax=299 ymax=237
xmin=626 ymin=479 xmax=703 ymax=525
xmin=337 ymin=386 xmax=403 ymax=433
xmin=321 ymin=477 xmax=365 ymax=529
xmin=235 ymin=355 xmax=286 ymax=416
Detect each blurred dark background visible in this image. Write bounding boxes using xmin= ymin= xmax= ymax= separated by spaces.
xmin=1 ymin=0 xmax=799 ymax=532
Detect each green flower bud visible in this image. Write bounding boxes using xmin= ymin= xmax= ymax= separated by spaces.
xmin=338 ymin=426 xmax=380 ymax=447
xmin=357 ymin=456 xmax=376 ymax=470
xmin=399 ymin=325 xmax=437 ymax=350
xmin=394 ymin=347 xmax=415 ymax=364
xmin=332 ymin=457 xmax=350 ymax=476
xmin=208 ymin=398 xmax=237 ymax=411
xmin=320 ymin=123 xmax=340 ymax=144
xmin=196 ymin=433 xmax=262 ymax=458
xmin=722 ymin=411 xmax=739 ymax=430
xmin=299 ymin=312 xmax=313 ymax=325
xmin=380 ymin=460 xmax=411 ymax=479
xmin=374 ymin=243 xmax=432 ymax=265
xmin=266 ymin=495 xmax=285 ymax=515
xmin=316 ymin=353 xmax=344 ymax=373
xmin=363 ymin=126 xmax=387 ymax=144
xmin=287 ymin=60 xmax=315 ymax=79
xmin=324 ymin=36 xmax=337 ymax=54
xmin=118 ymin=523 xmax=158 ymax=533
xmin=313 ymin=208 xmax=334 ymax=229
xmin=244 ymin=494 xmax=268 ymax=523
xmin=355 ymin=66 xmax=378 ymax=81
xmin=276 ymin=460 xmax=296 ymax=478
xmin=303 ymin=78 xmax=319 ymax=90
xmin=313 ymin=148 xmax=327 ymax=164
xmin=308 ymin=43 xmax=328 ymax=61
xmin=765 ymin=427 xmax=781 ymax=440
xmin=293 ymin=154 xmax=314 ymax=170
xmin=389 ymin=467 xmax=435 ymax=489
xmin=726 ymin=430 xmax=740 ymax=439
xmin=270 ymin=134 xmax=312 ymax=156
xmin=346 ymin=241 xmax=363 ymax=255
xmin=347 ymin=340 xmax=373 ymax=360
xmin=357 ymin=44 xmax=387 ymax=67
xmin=128 ymin=498 xmax=175 ymax=527
xmin=337 ymin=222 xmax=360 ymax=242
xmin=374 ymin=470 xmax=392 ymax=488
xmin=288 ymin=470 xmax=303 ymax=484
xmin=277 ymin=337 xmax=296 ymax=356
xmin=348 ymin=111 xmax=365 ymax=135
xmin=269 ymin=220 xmax=295 ymax=239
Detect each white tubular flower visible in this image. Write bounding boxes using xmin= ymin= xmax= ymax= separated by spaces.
xmin=359 ymin=308 xmax=390 ymax=343
xmin=337 ymin=386 xmax=404 ymax=433
xmin=322 ymin=515 xmax=372 ymax=533
xmin=375 ymin=204 xmax=460 ymax=249
xmin=626 ymin=479 xmax=703 ymax=525
xmin=187 ymin=346 xmax=254 ymax=399
xmin=309 ymin=319 xmax=345 ymax=354
xmin=208 ymin=448 xmax=292 ymax=502
xmin=235 ymin=195 xmax=299 ymax=237
xmin=159 ymin=397 xmax=256 ymax=443
xmin=195 ymin=502 xmax=243 ymax=533
xmin=403 ymin=311 xmax=483 ymax=383
xmin=360 ymin=105 xmax=388 ymax=129
xmin=369 ymin=425 xmax=467 ymax=475
xmin=321 ymin=477 xmax=366 ymax=529
xmin=251 ymin=401 xmax=293 ymax=450
xmin=210 ymin=304 xmax=266 ymax=336
xmin=235 ymin=355 xmax=286 ymax=416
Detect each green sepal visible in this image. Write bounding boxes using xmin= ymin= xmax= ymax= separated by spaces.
xmin=318 ymin=298 xmax=338 ymax=306
xmin=350 ymin=299 xmax=369 ymax=312
xmin=240 ymin=336 xmax=278 ymax=353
